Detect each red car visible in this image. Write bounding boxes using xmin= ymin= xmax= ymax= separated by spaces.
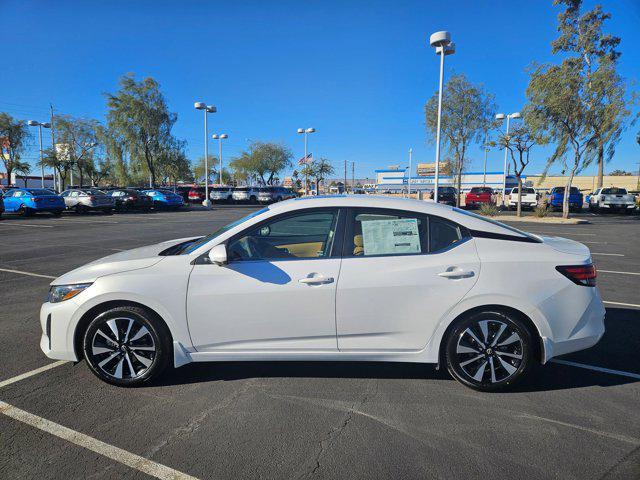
xmin=464 ymin=187 xmax=495 ymax=208
xmin=188 ymin=187 xmax=206 ymax=203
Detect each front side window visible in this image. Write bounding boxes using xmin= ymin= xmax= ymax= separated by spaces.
xmin=347 ymin=209 xmax=428 ymax=257
xmin=227 ymin=210 xmax=338 ymax=261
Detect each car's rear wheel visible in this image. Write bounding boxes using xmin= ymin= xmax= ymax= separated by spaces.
xmin=445 ymin=310 xmax=534 ymax=392
xmin=83 ymin=306 xmax=171 ymax=387
xmin=18 ymin=205 xmax=32 ymax=217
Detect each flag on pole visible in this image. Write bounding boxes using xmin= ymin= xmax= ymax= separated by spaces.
xmin=298 ymin=153 xmax=313 ymax=165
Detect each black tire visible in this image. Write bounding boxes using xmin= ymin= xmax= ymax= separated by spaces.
xmin=444 ymin=310 xmax=535 ymax=392
xmin=75 ymin=204 xmax=86 ymax=214
xmin=82 ymin=305 xmax=172 ymax=387
xmin=250 ymin=195 xmax=257 ymax=204
xmin=18 ymin=205 xmax=32 ymax=217
xmin=103 ymin=208 xmax=113 ymax=215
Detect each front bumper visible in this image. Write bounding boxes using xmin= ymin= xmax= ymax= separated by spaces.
xmin=40 ymin=300 xmax=82 ymax=362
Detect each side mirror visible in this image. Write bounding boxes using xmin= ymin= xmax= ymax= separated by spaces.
xmin=208 ymin=244 xmax=228 ymax=266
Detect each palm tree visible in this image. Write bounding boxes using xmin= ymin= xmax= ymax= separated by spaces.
xmin=311 ymin=158 xmax=334 ymax=194
xmin=14 ymin=161 xmax=31 ymax=187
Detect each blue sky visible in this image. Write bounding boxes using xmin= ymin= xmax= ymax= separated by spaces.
xmin=2 ymin=0 xmax=639 ymax=180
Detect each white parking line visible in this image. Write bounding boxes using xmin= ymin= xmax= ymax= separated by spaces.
xmin=592 ymin=253 xmax=625 ymax=257
xmin=0 ymin=267 xmax=56 ymax=279
xmin=604 ymin=301 xmax=640 ymax=308
xmin=550 ymin=359 xmax=640 ymax=380
xmin=0 ymin=361 xmax=68 ymax=389
xmin=599 ymin=270 xmax=640 ymax=276
xmin=0 ymin=223 xmax=54 ymax=228
xmin=0 ymin=400 xmax=200 ymax=480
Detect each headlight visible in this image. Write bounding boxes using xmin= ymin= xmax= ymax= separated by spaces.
xmin=47 ymin=283 xmax=92 ymax=303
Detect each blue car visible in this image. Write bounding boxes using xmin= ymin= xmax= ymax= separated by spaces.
xmin=546 ymin=186 xmax=583 ymax=212
xmin=2 ymin=188 xmax=66 ymax=216
xmin=142 ymin=189 xmax=184 ymax=210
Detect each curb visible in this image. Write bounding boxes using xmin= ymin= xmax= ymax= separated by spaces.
xmin=492 ymin=216 xmax=590 ymax=224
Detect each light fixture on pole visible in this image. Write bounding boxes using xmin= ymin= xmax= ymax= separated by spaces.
xmin=429 ymin=31 xmax=455 ymax=203
xmin=495 ymin=111 xmax=521 ymax=205
xmin=212 ymin=133 xmax=228 ymax=185
xmin=195 ymin=102 xmax=217 ymax=207
xmin=297 ymin=127 xmax=315 ymax=195
xmin=28 ymin=120 xmax=51 ymax=188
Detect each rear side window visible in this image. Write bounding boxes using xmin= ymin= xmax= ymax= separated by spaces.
xmin=430 ymin=217 xmax=465 ymax=253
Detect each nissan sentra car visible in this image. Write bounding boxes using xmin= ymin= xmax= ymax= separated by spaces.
xmin=40 ymin=196 xmax=605 ymax=391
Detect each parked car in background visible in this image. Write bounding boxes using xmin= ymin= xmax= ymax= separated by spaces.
xmin=546 ymin=186 xmax=583 ymax=212
xmin=232 ymin=186 xmax=259 ymax=204
xmin=107 ymin=189 xmax=153 ymax=212
xmin=508 ymin=187 xmax=539 ymax=210
xmin=0 ymin=195 xmax=4 ymax=218
xmin=428 ymin=186 xmax=457 ymax=206
xmin=142 ymin=189 xmax=184 ymax=209
xmin=174 ymin=186 xmax=192 ymax=203
xmin=188 ymin=187 xmax=207 ymax=204
xmin=465 ymin=187 xmax=495 ymax=209
xmin=2 ymin=188 xmax=65 ymax=216
xmin=588 ymin=187 xmax=636 ymax=214
xmin=210 ymin=186 xmax=234 ymax=203
xmin=61 ymin=188 xmax=115 ymax=214
xmin=257 ymin=186 xmax=297 ymax=204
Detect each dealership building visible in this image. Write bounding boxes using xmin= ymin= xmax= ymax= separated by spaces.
xmin=374 ymin=168 xmax=519 ymax=193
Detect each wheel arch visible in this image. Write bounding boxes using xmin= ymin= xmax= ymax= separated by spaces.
xmin=436 ymin=304 xmax=544 ymax=367
xmin=73 ymin=300 xmax=174 ymax=361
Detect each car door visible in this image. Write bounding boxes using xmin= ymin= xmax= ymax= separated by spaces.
xmin=3 ymin=190 xmax=18 ymax=211
xmin=335 ymin=208 xmax=480 ymax=351
xmin=187 ymin=208 xmax=344 ymax=352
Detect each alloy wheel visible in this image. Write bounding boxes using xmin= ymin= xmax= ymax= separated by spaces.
xmin=90 ymin=316 xmax=156 ymax=380
xmin=454 ymin=319 xmax=523 ymax=385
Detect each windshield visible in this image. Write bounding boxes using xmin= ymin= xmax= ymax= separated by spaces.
xmin=452 ymin=207 xmax=539 ymax=241
xmin=602 ymin=188 xmax=627 ymax=194
xmin=27 ymin=189 xmax=56 ymax=196
xmin=179 ymin=207 xmax=269 ymax=255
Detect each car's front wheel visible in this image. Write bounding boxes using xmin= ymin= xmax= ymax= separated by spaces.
xmin=82 ymin=305 xmax=171 ymax=387
xmin=445 ymin=310 xmax=535 ymax=392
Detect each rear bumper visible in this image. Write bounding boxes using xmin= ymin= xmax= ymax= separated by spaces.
xmin=540 ymin=291 xmax=606 ymax=363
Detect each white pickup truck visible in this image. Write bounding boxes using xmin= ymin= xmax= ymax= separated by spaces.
xmin=588 ymin=187 xmax=636 ymax=213
xmin=508 ymin=187 xmax=539 ymax=210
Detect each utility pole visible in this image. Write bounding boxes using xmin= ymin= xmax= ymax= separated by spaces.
xmin=343 ymin=160 xmax=347 ymax=193
xmin=408 ymin=148 xmax=413 ymax=197
xmin=352 ymin=161 xmax=355 ymax=192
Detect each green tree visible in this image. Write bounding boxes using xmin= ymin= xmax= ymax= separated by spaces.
xmin=105 ymin=74 xmax=177 ymax=187
xmin=499 ymin=120 xmax=544 ymax=217
xmin=425 ymin=74 xmax=497 ymax=206
xmin=157 ymin=142 xmax=192 ymax=187
xmin=0 ymin=113 xmax=31 ymax=186
xmin=39 ymin=147 xmax=72 ymax=190
xmin=14 ymin=161 xmax=31 ymax=187
xmin=193 ymin=155 xmax=218 ymax=184
xmin=230 ymin=141 xmax=292 ymax=185
xmin=608 ymin=169 xmax=632 ymax=176
xmin=552 ymin=0 xmax=632 ymax=189
xmin=306 ymin=158 xmax=334 ymax=193
xmin=54 ymin=115 xmax=100 ymax=187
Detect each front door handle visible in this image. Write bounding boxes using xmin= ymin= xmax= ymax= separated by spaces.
xmin=299 ymin=276 xmax=334 ymax=285
xmin=438 ymin=269 xmax=475 ymax=279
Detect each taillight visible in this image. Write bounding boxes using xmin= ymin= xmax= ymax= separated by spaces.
xmin=89 ymin=196 xmax=96 ymax=201
xmin=556 ymin=264 xmax=597 ymax=287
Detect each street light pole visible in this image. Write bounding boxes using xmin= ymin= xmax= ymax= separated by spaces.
xmin=28 ymin=120 xmax=51 ymax=188
xmin=429 ymin=31 xmax=455 ymax=203
xmin=195 ymin=102 xmax=217 ymax=207
xmin=297 ymin=127 xmax=315 ymax=195
xmin=212 ymin=134 xmax=228 ymax=185
xmin=483 ymin=131 xmax=488 ymax=187
xmin=496 ymin=111 xmax=521 ymax=205
xmin=408 ymin=148 xmax=412 ymax=197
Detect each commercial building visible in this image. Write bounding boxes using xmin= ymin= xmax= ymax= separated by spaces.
xmin=374 ymin=169 xmax=518 ymax=192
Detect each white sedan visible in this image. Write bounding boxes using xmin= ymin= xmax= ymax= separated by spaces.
xmin=40 ymin=196 xmax=605 ymax=391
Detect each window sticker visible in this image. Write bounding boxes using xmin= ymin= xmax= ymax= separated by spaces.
xmin=361 ymin=218 xmax=420 ymax=255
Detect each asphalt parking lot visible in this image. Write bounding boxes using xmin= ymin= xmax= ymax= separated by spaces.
xmin=1 ymin=206 xmax=639 ymax=480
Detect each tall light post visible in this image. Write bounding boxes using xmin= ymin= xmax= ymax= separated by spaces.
xmin=195 ymin=102 xmax=217 ymax=207
xmin=408 ymin=148 xmax=413 ymax=197
xmin=429 ymin=31 xmax=455 ymax=202
xmin=495 ymin=111 xmax=521 ymax=204
xmin=297 ymin=127 xmax=315 ymax=195
xmin=27 ymin=120 xmax=51 ymax=188
xmin=212 ymin=133 xmax=228 ymax=185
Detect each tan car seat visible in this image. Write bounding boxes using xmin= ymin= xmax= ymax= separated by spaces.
xmin=353 ymin=234 xmax=364 ymax=256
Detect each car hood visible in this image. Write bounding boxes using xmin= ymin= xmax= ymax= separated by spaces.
xmin=51 ymin=237 xmax=194 ymax=285
xmin=538 ymin=235 xmax=591 ymax=258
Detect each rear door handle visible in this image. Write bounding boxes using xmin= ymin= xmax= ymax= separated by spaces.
xmin=438 ymin=270 xmax=475 ymax=279
xmin=299 ymin=276 xmax=334 ymax=285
